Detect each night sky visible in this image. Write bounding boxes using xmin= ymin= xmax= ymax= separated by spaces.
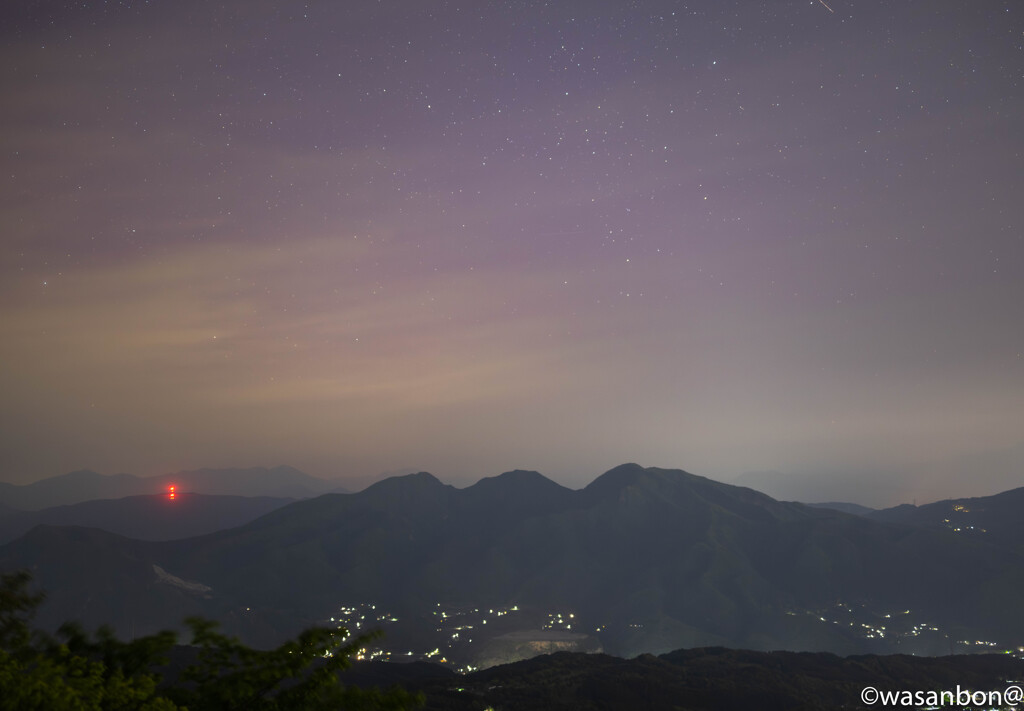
xmin=1 ymin=1 xmax=1021 ymax=506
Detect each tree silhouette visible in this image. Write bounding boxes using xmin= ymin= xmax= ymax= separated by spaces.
xmin=0 ymin=571 xmax=422 ymax=711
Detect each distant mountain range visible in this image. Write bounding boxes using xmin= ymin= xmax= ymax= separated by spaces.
xmin=0 ymin=466 xmax=341 ymax=510
xmin=3 ymin=463 xmax=1024 ymax=663
xmin=0 ymin=493 xmax=294 ymax=544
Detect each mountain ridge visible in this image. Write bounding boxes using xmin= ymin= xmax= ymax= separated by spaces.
xmin=3 ymin=464 xmax=1024 ymax=660
xmin=867 ymin=487 xmax=1024 ymax=553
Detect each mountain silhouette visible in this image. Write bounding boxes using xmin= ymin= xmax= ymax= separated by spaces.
xmin=2 ymin=465 xmax=1024 ymax=658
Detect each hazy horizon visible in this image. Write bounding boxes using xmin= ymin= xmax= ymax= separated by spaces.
xmin=4 ymin=457 xmax=1023 ymax=510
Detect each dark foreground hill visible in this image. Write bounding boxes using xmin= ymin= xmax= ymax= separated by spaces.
xmin=391 ymin=647 xmax=1024 ymax=711
xmin=0 ymin=492 xmax=294 ymax=544
xmin=3 ymin=464 xmax=1024 ymax=660
xmin=152 ymin=645 xmax=1024 ymax=711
